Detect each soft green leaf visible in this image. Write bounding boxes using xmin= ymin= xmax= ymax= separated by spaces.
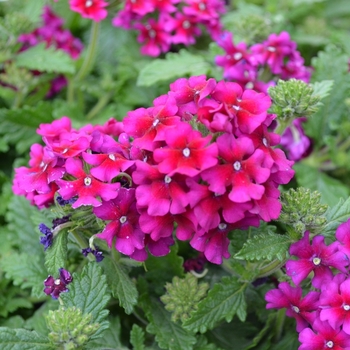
xmin=137 ymin=49 xmax=211 ymax=87
xmin=130 ymin=324 xmax=145 ymax=350
xmin=294 ymin=163 xmax=349 ymax=207
xmin=101 ymin=256 xmax=138 ymax=314
xmin=0 ymin=327 xmax=53 ymax=350
xmin=235 ymin=231 xmax=292 ymax=261
xmin=44 ymin=231 xmax=68 ymax=276
xmin=15 ymin=43 xmax=75 ymax=74
xmin=324 ymin=197 xmax=350 ymax=237
xmin=183 ymin=276 xmax=247 ymax=333
xmin=59 ymin=262 xmax=110 ymax=339
xmin=311 ymin=80 xmax=334 ymax=100
xmin=142 ymin=296 xmax=196 ymax=350
xmin=0 ymin=252 xmax=47 ymax=298
xmin=0 ymin=102 xmax=53 ymax=154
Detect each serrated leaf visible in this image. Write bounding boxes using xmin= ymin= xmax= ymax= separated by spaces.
xmin=294 ymin=163 xmax=349 ymax=207
xmin=101 ymin=256 xmax=138 ymax=314
xmin=183 ymin=276 xmax=247 ymax=333
xmin=15 ymin=43 xmax=75 ymax=74
xmin=142 ymin=296 xmax=196 ymax=350
xmin=44 ymin=231 xmax=68 ymax=276
xmin=59 ymin=262 xmax=110 ymax=339
xmin=130 ymin=324 xmax=145 ymax=350
xmin=324 ymin=197 xmax=350 ymax=237
xmin=0 ymin=252 xmax=47 ymax=299
xmin=137 ymin=49 xmax=211 ymax=87
xmin=235 ymin=231 xmax=292 ymax=261
xmin=311 ymin=80 xmax=334 ymax=100
xmin=0 ymin=327 xmax=53 ymax=350
xmin=0 ymin=102 xmax=53 ymax=154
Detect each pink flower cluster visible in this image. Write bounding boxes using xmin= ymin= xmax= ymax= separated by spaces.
xmin=112 ymin=0 xmax=226 ymax=56
xmin=17 ymin=6 xmax=83 ymax=97
xmin=215 ymin=31 xmax=312 ymax=94
xmin=69 ymin=0 xmax=108 ymax=22
xmin=13 ymin=76 xmax=294 ymax=264
xmin=265 ymin=220 xmax=350 ymax=349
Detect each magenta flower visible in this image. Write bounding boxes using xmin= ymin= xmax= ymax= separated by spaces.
xmin=265 ymin=282 xmax=319 ymax=332
xmin=44 ymin=268 xmax=73 ymax=299
xmin=56 ymin=158 xmax=120 ymax=208
xmin=153 ymin=122 xmax=218 ymax=177
xmin=201 ymin=133 xmax=270 ymax=203
xmin=94 ymin=188 xmax=145 ymax=256
xmin=319 ymin=276 xmax=350 ymax=335
xmin=133 ymin=161 xmax=190 ymax=216
xmin=298 ymin=319 xmax=350 ymax=350
xmin=69 ymin=0 xmax=108 ymax=22
xmin=335 ymin=218 xmax=350 ymax=258
xmin=286 ymin=232 xmax=348 ymax=288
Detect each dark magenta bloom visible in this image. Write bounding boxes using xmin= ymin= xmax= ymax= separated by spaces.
xmin=43 ymin=268 xmax=73 ymax=299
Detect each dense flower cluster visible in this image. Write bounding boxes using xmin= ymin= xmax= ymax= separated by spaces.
xmin=13 ymin=76 xmax=294 ymax=264
xmin=17 ymin=6 xmax=83 ymax=96
xmin=265 ymin=219 xmax=350 ymax=349
xmin=112 ymin=0 xmax=226 ymax=56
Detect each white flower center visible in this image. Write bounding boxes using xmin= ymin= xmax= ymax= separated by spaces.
xmin=326 ymin=341 xmax=334 ymax=348
xmin=148 ymin=29 xmax=156 ymax=38
xmin=164 ymin=175 xmax=172 ymax=184
xmin=183 ymin=147 xmax=191 ymax=157
xmin=312 ymin=257 xmax=321 ymax=265
xmin=343 ymin=304 xmax=350 ymax=311
xmin=54 ymin=278 xmax=61 ymax=285
xmin=182 ymin=20 xmax=191 ymax=29
xmin=291 ymin=305 xmax=300 ymax=313
xmin=84 ymin=177 xmax=92 ymax=186
xmin=86 ymin=0 xmax=93 ymax=7
xmin=267 ymin=46 xmax=276 ymax=52
xmin=109 ymin=154 xmax=116 ymax=161
xmin=153 ymin=119 xmax=160 ymax=127
xmin=198 ymin=2 xmax=206 ymax=10
xmin=120 ymin=216 xmax=127 ymax=224
xmin=262 ymin=137 xmax=268 ymax=147
xmin=233 ymin=161 xmax=241 ymax=171
xmin=218 ymin=223 xmax=227 ymax=230
xmin=245 ymin=82 xmax=254 ymax=89
xmin=62 ymin=148 xmax=69 ymax=154
xmin=234 ymin=52 xmax=243 ymax=60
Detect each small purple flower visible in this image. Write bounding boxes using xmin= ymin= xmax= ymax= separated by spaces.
xmin=52 ymin=215 xmax=71 ymax=229
xmin=43 ymin=268 xmax=73 ymax=299
xmin=56 ymin=196 xmax=77 ymax=206
xmin=39 ymin=223 xmax=53 ymax=250
xmin=82 ymin=246 xmax=104 ymax=262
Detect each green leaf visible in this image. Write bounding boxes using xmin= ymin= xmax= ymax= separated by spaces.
xmin=137 ymin=49 xmax=212 ymax=87
xmin=44 ymin=231 xmax=68 ymax=276
xmin=130 ymin=324 xmax=145 ymax=350
xmin=142 ymin=296 xmax=196 ymax=350
xmin=294 ymin=163 xmax=349 ymax=207
xmin=183 ymin=276 xmax=247 ymax=333
xmin=235 ymin=231 xmax=292 ymax=261
xmin=324 ymin=197 xmax=350 ymax=237
xmin=0 ymin=102 xmax=53 ymax=154
xmin=59 ymin=262 xmax=110 ymax=339
xmin=101 ymin=256 xmax=138 ymax=315
xmin=15 ymin=43 xmax=76 ymax=74
xmin=311 ymin=80 xmax=334 ymax=100
xmin=0 ymin=327 xmax=53 ymax=350
xmin=0 ymin=252 xmax=47 ymax=299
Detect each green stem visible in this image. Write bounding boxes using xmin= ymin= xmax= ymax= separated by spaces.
xmin=257 ymin=259 xmax=286 ymax=278
xmin=67 ymin=21 xmax=100 ymax=103
xmin=69 ymin=229 xmax=95 ymax=262
xmin=273 ymin=309 xmax=286 ymax=343
xmin=86 ymin=91 xmax=113 ymax=120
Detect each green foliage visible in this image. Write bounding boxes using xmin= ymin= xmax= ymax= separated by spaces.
xmin=324 ymin=196 xmax=350 ymax=237
xmin=100 ymin=256 xmax=138 ymax=315
xmin=130 ymin=324 xmax=146 ymax=350
xmin=45 ymin=230 xmax=68 ymax=276
xmin=279 ymin=187 xmax=328 ymax=235
xmin=46 ymin=306 xmax=100 ymax=349
xmin=161 ymin=273 xmax=209 ymax=323
xmin=235 ymin=231 xmax=292 ymax=261
xmin=183 ymin=276 xmax=247 ymax=333
xmin=59 ymin=263 xmax=110 ymax=339
xmin=15 ymin=43 xmax=76 ymax=75
xmin=137 ymin=49 xmax=212 ymax=87
xmin=0 ymin=327 xmax=53 ymax=350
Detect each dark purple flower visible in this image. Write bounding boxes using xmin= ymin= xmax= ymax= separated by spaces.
xmin=43 ymin=268 xmax=72 ymax=299
xmin=56 ymin=195 xmax=77 ymax=206
xmin=39 ymin=223 xmax=53 ymax=250
xmin=82 ymin=246 xmax=104 ymax=262
xmin=52 ymin=215 xmax=71 ymax=229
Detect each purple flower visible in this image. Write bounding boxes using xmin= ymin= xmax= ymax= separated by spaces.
xmin=82 ymin=247 xmax=104 ymax=262
xmin=43 ymin=268 xmax=72 ymax=299
xmin=39 ymin=223 xmax=53 ymax=250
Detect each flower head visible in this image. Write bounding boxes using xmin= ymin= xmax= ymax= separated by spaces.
xmin=44 ymin=268 xmax=73 ymax=299
xmin=69 ymin=0 xmax=108 ymax=21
